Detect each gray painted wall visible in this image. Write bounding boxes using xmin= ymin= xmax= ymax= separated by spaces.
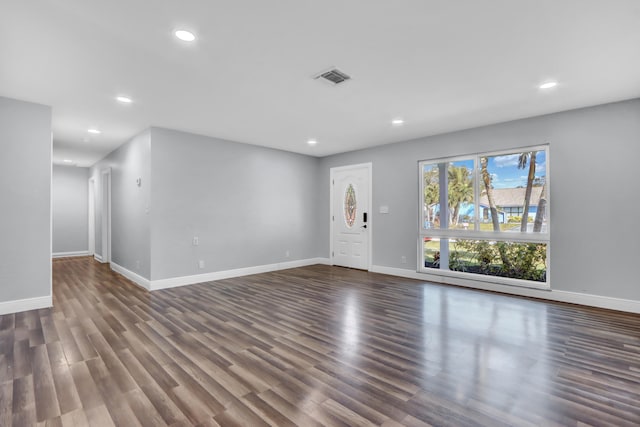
xmin=84 ymin=99 xmax=639 ymax=305
xmin=91 ymin=130 xmax=151 ymax=279
xmin=52 ymin=165 xmax=89 ymax=254
xmin=319 ymin=99 xmax=640 ymax=301
xmin=0 ymin=96 xmax=51 ymax=302
xmin=150 ymin=127 xmax=321 ymax=280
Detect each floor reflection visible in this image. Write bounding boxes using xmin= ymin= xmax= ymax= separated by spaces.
xmin=341 ymin=290 xmax=360 ymax=358
xmin=418 ymin=285 xmax=550 ymax=409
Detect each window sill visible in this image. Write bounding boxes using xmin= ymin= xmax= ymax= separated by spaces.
xmin=417 ymin=267 xmax=550 ymax=291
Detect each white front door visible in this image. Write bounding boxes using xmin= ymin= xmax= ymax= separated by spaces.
xmin=331 ymin=164 xmax=371 ymax=270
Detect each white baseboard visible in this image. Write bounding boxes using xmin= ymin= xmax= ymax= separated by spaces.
xmin=151 ymin=257 xmax=331 ymax=291
xmin=0 ymin=295 xmax=52 ymax=315
xmin=52 ymin=250 xmax=90 ymax=258
xmin=94 ymin=254 xmax=103 ymax=263
xmin=548 ymin=290 xmax=640 ymax=314
xmin=370 ymin=265 xmax=640 ymax=314
xmin=110 ymin=262 xmax=151 ymax=290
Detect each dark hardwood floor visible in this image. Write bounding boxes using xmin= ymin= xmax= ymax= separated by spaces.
xmin=1 ymin=257 xmax=639 ymax=426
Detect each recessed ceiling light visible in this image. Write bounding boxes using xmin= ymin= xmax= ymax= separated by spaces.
xmin=539 ymin=81 xmax=558 ymax=89
xmin=174 ymin=30 xmax=196 ymax=42
xmin=116 ymin=96 xmax=132 ymax=103
xmin=307 ymin=139 xmax=317 ymax=145
xmin=88 ymin=128 xmax=101 ymax=134
xmin=392 ymin=118 xmax=405 ymax=126
xmin=63 ymin=159 xmax=73 ymax=163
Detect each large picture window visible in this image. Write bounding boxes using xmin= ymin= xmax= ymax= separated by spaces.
xmin=419 ymin=145 xmax=549 ymax=288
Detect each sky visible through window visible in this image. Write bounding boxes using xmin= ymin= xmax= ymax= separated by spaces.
xmin=434 ymin=151 xmax=547 ymax=189
xmin=488 ymin=151 xmax=546 ymax=189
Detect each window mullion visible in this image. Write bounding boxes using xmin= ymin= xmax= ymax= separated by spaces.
xmin=439 ymin=162 xmax=449 ymax=270
xmin=474 ymin=155 xmax=480 ymax=231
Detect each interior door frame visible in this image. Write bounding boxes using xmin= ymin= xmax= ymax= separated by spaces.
xmin=88 ymin=177 xmax=95 ymax=255
xmin=329 ymin=162 xmax=373 ymax=270
xmin=100 ymin=168 xmax=111 ymax=263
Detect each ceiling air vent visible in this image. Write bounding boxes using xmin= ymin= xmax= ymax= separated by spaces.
xmin=315 ymin=68 xmax=351 ymax=85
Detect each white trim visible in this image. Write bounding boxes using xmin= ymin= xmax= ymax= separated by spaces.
xmin=367 ymin=164 xmax=372 ymax=270
xmin=0 ymin=295 xmax=52 ymax=315
xmin=371 ymin=265 xmax=640 ymax=314
xmin=150 ymin=257 xmax=331 ymax=291
xmin=414 ymin=261 xmax=549 ymax=291
xmin=329 ymin=162 xmax=373 ymax=270
xmin=100 ymin=168 xmax=112 ymax=263
xmin=111 ymin=262 xmax=151 ymax=290
xmin=52 ymin=251 xmax=91 ymax=258
xmin=94 ymin=253 xmax=104 ymax=262
xmin=88 ymin=177 xmax=95 ymax=255
xmin=49 ymin=134 xmax=53 ymax=303
xmin=329 ymin=168 xmax=337 ymax=265
xmin=419 ymin=229 xmax=550 ymax=243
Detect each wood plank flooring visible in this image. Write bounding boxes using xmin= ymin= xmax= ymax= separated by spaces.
xmin=1 ymin=257 xmax=639 ymax=426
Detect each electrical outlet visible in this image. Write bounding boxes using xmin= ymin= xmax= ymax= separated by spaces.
xmin=401 ymin=256 xmax=407 ymax=264
xmin=136 ymin=260 xmax=141 ymax=270
xmin=198 ymin=260 xmax=205 ymax=269
xmin=285 ymin=250 xmax=290 ymax=258
xmin=192 ymin=236 xmax=199 ymax=246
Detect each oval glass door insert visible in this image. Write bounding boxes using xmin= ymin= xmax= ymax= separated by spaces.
xmin=344 ymin=184 xmax=357 ymax=228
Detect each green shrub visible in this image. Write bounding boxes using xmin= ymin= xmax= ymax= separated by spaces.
xmin=449 ymin=239 xmax=546 ymax=282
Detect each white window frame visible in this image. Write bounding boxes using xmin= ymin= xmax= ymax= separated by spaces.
xmin=418 ymin=145 xmax=550 ymax=289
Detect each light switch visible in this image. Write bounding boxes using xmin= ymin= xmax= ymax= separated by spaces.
xmin=379 ymin=205 xmax=389 ymax=214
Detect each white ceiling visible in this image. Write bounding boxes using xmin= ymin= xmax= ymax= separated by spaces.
xmin=1 ymin=0 xmax=639 ymax=167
